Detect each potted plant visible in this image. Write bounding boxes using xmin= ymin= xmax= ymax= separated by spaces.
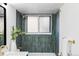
xmin=11 ymin=26 xmax=25 ymax=51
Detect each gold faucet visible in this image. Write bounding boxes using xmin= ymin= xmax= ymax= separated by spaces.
xmin=68 ymin=40 xmax=75 ymax=45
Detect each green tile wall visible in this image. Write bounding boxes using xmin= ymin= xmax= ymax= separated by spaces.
xmin=0 ymin=37 xmax=4 ymax=46
xmin=21 ymin=35 xmax=54 ymax=52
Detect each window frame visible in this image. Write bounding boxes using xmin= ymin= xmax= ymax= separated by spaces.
xmin=25 ymin=15 xmax=52 ymax=35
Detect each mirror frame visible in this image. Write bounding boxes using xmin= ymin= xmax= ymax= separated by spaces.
xmin=0 ymin=5 xmax=6 ymax=45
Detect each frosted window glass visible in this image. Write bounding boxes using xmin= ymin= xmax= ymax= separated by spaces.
xmin=39 ymin=17 xmax=50 ymax=32
xmin=0 ymin=17 xmax=4 ymax=33
xmin=27 ymin=16 xmax=38 ymax=32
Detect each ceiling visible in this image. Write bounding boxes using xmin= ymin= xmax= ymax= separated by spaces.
xmin=11 ymin=3 xmax=63 ymax=14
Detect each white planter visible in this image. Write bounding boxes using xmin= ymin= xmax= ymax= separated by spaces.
xmin=11 ymin=40 xmax=17 ymax=51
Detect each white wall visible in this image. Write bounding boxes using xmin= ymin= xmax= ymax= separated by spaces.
xmin=59 ymin=3 xmax=79 ymax=56
xmin=6 ymin=4 xmax=16 ymax=51
xmin=0 ymin=4 xmax=16 ymax=51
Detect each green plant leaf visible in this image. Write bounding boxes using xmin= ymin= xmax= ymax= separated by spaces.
xmin=11 ymin=26 xmax=25 ymax=40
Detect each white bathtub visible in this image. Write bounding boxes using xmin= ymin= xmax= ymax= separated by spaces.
xmin=4 ymin=52 xmax=28 ymax=56
xmin=28 ymin=53 xmax=56 ymax=56
xmin=4 ymin=51 xmax=56 ymax=56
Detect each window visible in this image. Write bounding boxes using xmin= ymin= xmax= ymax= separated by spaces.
xmin=28 ymin=16 xmax=38 ymax=32
xmin=25 ymin=16 xmax=52 ymax=34
xmin=0 ymin=17 xmax=4 ymax=34
xmin=39 ymin=17 xmax=50 ymax=32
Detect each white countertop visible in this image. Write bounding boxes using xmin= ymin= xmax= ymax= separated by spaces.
xmin=4 ymin=51 xmax=28 ymax=56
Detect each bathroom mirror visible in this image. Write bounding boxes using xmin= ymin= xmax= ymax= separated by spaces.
xmin=0 ymin=5 xmax=6 ymax=46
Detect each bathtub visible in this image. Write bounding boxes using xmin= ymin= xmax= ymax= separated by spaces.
xmin=4 ymin=51 xmax=56 ymax=56
xmin=28 ymin=53 xmax=56 ymax=56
